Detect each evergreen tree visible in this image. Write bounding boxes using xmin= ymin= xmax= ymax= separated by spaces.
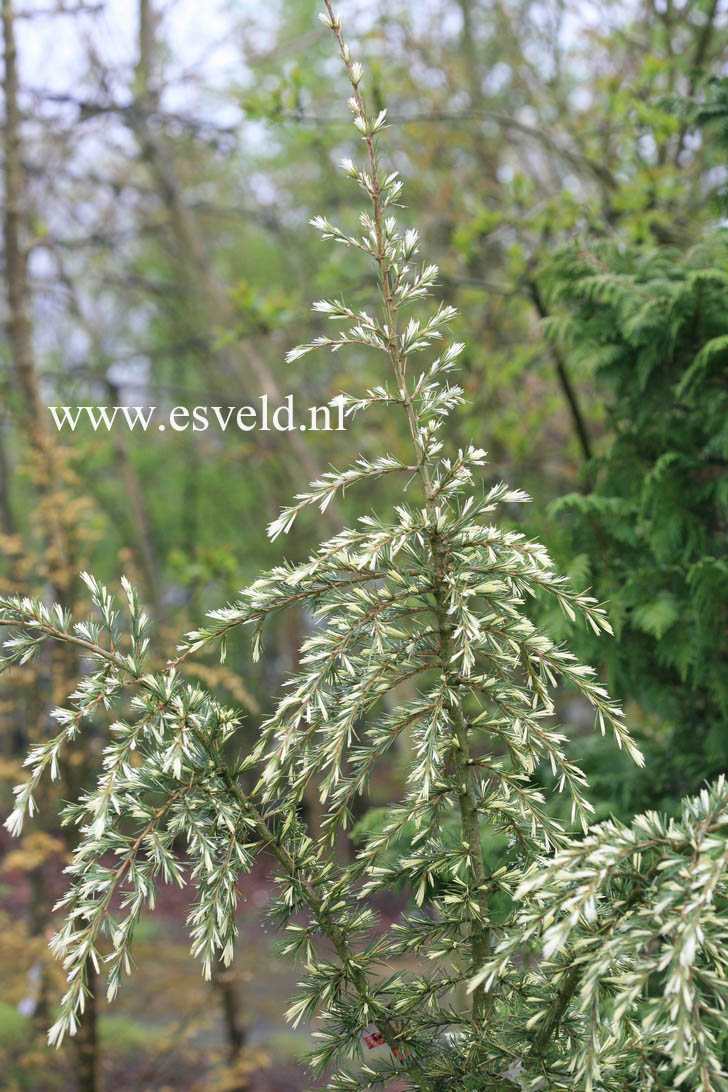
xmin=3 ymin=7 xmax=728 ymax=1090
xmin=539 ymin=232 xmax=728 ymax=815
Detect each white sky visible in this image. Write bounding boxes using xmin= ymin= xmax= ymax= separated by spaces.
xmin=18 ymin=0 xmax=252 ymax=118
xmin=15 ymin=0 xmax=613 ymax=112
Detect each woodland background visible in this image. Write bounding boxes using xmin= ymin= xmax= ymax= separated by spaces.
xmin=0 ymin=0 xmax=727 ymax=1089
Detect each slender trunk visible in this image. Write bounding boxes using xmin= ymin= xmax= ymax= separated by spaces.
xmin=63 ymin=735 xmax=100 ymax=1092
xmin=181 ymin=436 xmax=201 ymax=617
xmin=211 ymin=955 xmax=246 ymax=1062
xmin=2 ymin=4 xmax=99 ymax=1087
xmin=457 ymin=0 xmax=484 ymax=112
xmin=75 ymin=968 xmax=99 ymax=1092
xmin=2 ymin=0 xmax=71 ymax=590
xmin=130 ymin=0 xmax=328 ymax=499
xmin=673 ymin=0 xmax=720 ymax=165
xmin=325 ymin=5 xmax=492 ymax=1028
xmin=107 ymin=379 xmax=164 ymax=618
xmin=431 ymin=529 xmax=491 ymax=1023
xmin=280 ymin=606 xmax=327 ymax=842
xmin=220 ymin=768 xmax=426 ymax=1084
xmin=28 ymin=848 xmax=50 ymax=1031
xmin=133 ymin=9 xmax=250 ymax=1060
xmin=528 ymin=279 xmax=593 ymax=467
xmin=0 ymin=415 xmax=16 ymax=538
xmin=53 ymin=248 xmax=165 ymax=621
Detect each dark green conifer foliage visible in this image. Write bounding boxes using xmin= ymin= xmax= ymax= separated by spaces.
xmin=541 ymin=235 xmax=728 ymax=813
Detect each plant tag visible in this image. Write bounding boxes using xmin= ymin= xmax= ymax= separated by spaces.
xmin=362 ymin=1025 xmax=386 ymax=1049
xmin=361 ymin=1025 xmax=401 ymax=1058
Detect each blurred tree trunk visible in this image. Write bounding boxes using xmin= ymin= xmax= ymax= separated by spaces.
xmin=2 ymin=2 xmax=99 ymax=1089
xmin=53 ymin=250 xmax=166 ymax=620
xmin=0 ymin=416 xmax=16 ymax=540
xmin=181 ymin=435 xmax=202 ymax=617
xmin=135 ymin=0 xmax=337 ymax=972
xmin=2 ymin=0 xmax=69 ymax=578
xmin=528 ymin=278 xmax=593 ymax=467
xmin=108 ymin=376 xmax=165 ymax=618
xmin=211 ymin=955 xmax=246 ymax=1062
xmin=132 ymin=2 xmax=257 ymax=1065
xmin=131 ymin=0 xmax=326 ymax=497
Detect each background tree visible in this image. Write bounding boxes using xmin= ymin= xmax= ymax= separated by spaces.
xmin=2 ymin=0 xmax=101 ymax=1085
xmin=534 ymin=230 xmax=728 ymax=818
